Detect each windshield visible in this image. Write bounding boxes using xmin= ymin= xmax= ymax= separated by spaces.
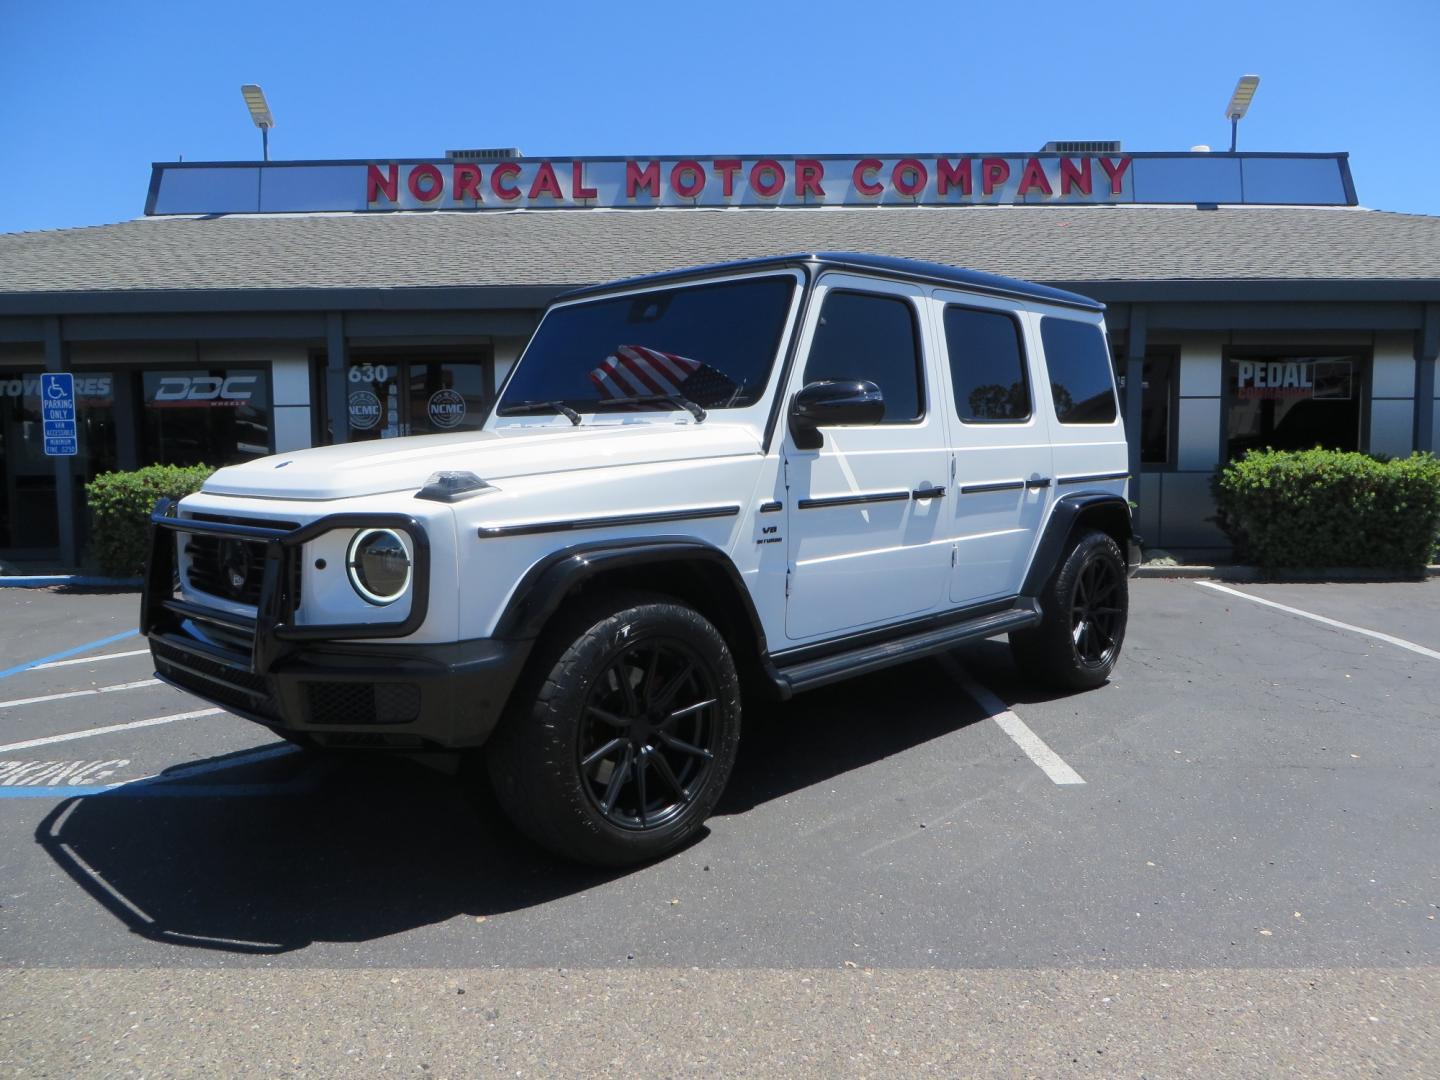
xmin=497 ymin=275 xmax=797 ymax=415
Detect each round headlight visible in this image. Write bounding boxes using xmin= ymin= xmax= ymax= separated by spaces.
xmin=346 ymin=528 xmax=412 ymax=605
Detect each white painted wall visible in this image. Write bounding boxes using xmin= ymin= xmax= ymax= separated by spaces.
xmin=1176 ymin=397 xmax=1222 ymax=470
xmin=272 ymin=406 xmax=313 ymax=453
xmin=1371 ymin=333 xmax=1416 ymax=398
xmin=1177 ymin=335 xmax=1224 ymax=397
xmin=1369 ymin=399 xmax=1415 ymax=459
xmin=1175 ymin=335 xmax=1225 ymax=470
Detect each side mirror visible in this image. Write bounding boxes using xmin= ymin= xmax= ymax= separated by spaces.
xmin=788 ymin=380 xmax=885 ymax=450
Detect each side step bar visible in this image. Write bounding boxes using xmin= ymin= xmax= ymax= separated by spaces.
xmin=774 ymin=602 xmax=1041 ymax=695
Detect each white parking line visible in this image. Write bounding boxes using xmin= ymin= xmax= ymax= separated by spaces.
xmin=0 ymin=679 xmax=162 ymax=710
xmin=941 ymin=657 xmax=1085 ymax=786
xmin=32 ymin=649 xmax=151 ymax=671
xmin=0 ymin=708 xmax=223 ymax=753
xmin=1196 ymin=581 xmax=1440 ymax=661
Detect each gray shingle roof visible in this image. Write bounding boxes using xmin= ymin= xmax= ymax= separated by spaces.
xmin=2 ymin=205 xmax=1439 ymax=297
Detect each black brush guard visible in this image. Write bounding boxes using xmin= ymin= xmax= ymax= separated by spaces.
xmin=141 ymin=499 xmax=431 ymax=677
xmin=141 ymin=500 xmax=525 ymax=749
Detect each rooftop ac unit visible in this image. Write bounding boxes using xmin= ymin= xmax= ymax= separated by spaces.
xmin=1041 ymin=141 xmax=1123 ymax=154
xmin=445 ymin=148 xmax=523 ymax=161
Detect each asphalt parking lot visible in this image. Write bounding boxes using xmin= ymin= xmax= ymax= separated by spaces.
xmin=1 ymin=578 xmax=1437 ymax=1076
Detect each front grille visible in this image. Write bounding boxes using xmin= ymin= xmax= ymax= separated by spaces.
xmin=183 ymin=513 xmax=300 ymax=607
xmin=305 ymin=681 xmax=421 ymax=726
xmin=152 ymin=638 xmax=279 ymax=721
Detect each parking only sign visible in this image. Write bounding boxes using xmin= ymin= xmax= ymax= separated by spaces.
xmin=41 ymin=372 xmax=78 ymax=457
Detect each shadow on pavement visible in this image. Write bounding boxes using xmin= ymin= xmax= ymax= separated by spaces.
xmin=36 ymin=656 xmax=996 ymax=955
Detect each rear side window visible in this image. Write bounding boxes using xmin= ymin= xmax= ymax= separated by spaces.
xmin=944 ymin=306 xmax=1031 ymax=423
xmin=1040 ymin=317 xmax=1118 ymax=424
xmin=803 ymin=290 xmax=923 ymax=422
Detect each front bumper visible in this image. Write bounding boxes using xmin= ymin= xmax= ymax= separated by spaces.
xmin=141 ymin=501 xmax=528 ymax=749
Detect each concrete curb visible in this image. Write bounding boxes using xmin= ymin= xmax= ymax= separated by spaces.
xmin=0 ymin=575 xmax=142 ymax=589
xmin=1136 ymin=564 xmax=1439 ymax=582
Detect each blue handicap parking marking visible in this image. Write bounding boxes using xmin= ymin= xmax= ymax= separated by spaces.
xmin=0 ymin=629 xmax=142 ymax=681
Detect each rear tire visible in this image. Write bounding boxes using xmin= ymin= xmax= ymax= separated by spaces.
xmin=1010 ymin=529 xmax=1128 ymax=691
xmin=485 ymin=592 xmax=742 ymax=867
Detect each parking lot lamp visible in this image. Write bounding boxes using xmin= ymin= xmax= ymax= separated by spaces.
xmin=241 ymin=84 xmax=274 ymax=161
xmin=1225 ymin=75 xmax=1260 ymax=153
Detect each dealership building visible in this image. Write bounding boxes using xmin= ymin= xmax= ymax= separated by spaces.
xmin=1 ymin=147 xmax=1438 ymax=569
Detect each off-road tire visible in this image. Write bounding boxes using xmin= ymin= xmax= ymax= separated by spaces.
xmin=485 ymin=592 xmax=742 ymax=866
xmin=1010 ymin=529 xmax=1128 ymax=691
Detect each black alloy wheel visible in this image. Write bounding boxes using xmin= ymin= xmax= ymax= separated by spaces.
xmin=578 ymin=638 xmax=720 ymax=831
xmin=1070 ymin=551 xmax=1124 ymax=668
xmin=1009 ymin=529 xmax=1129 ymax=691
xmin=485 ymin=593 xmax=742 ymax=866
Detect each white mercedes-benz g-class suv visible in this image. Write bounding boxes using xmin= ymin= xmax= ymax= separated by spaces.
xmin=143 ymin=253 xmax=1135 ymax=865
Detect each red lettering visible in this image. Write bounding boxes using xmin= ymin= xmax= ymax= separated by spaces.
xmin=670 ymin=160 xmax=706 ymax=198
xmin=981 ymin=158 xmax=1011 ymax=196
xmin=571 ymin=160 xmax=597 ymax=200
xmin=936 ymin=158 xmax=971 ymax=196
xmin=367 ymin=164 xmax=399 ymax=204
xmin=408 ymin=164 xmax=443 ymax=202
xmin=491 ymin=162 xmax=522 ymax=201
xmin=453 ymin=163 xmax=482 ymax=203
xmin=852 ymin=158 xmax=884 ymax=196
xmin=1058 ymin=157 xmax=1092 ymax=196
xmin=892 ymin=158 xmax=927 ymax=197
xmin=528 ymin=161 xmax=563 ymax=200
xmin=1100 ymin=155 xmax=1132 ymax=195
xmin=1017 ymin=158 xmax=1052 ymax=196
xmin=750 ymin=159 xmax=784 ymax=197
xmin=795 ymin=159 xmax=825 ymax=197
xmin=713 ymin=159 xmax=742 ymax=196
xmin=626 ymin=160 xmax=661 ymax=198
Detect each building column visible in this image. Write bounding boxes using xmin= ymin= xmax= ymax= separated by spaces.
xmin=1123 ymin=306 xmax=1147 ymax=492
xmin=1369 ymin=331 xmax=1417 ymax=458
xmin=42 ymin=316 xmax=78 ymax=568
xmin=325 ymin=312 xmax=349 ymax=445
xmin=1416 ymin=303 xmax=1439 ymax=454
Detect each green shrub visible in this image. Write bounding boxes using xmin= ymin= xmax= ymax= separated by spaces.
xmin=1213 ymin=449 xmax=1440 ymax=572
xmin=86 ymin=464 xmax=214 ymax=577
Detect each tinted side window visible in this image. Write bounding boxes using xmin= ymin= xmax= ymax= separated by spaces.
xmin=1040 ymin=318 xmax=1118 ymax=424
xmin=803 ymin=291 xmax=922 ymax=422
xmin=944 ymin=306 xmax=1031 ymax=423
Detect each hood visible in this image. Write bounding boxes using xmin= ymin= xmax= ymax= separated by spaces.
xmin=201 ymin=422 xmax=762 ymax=501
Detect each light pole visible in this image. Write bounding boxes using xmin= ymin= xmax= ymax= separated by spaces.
xmin=241 ymin=84 xmax=274 ymax=161
xmin=1225 ymin=75 xmax=1260 ymax=153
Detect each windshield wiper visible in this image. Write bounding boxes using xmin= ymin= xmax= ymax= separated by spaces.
xmin=500 ymin=399 xmax=581 ymax=426
xmin=599 ymin=394 xmax=707 ymax=423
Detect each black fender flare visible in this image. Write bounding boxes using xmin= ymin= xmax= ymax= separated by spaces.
xmin=1020 ymin=492 xmax=1133 ymax=598
xmin=492 ymin=536 xmax=772 ymax=656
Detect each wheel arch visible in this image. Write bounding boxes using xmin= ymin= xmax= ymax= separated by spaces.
xmin=1021 ymin=493 xmax=1133 ymax=598
xmin=493 ymin=538 xmax=784 ymax=698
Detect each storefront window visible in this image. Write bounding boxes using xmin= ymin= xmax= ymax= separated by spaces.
xmin=0 ymin=371 xmax=116 ymax=553
xmin=1226 ymin=353 xmax=1363 ymax=460
xmin=140 ymin=368 xmax=271 ymax=466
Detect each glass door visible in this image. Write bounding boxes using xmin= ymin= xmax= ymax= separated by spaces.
xmin=343 ymin=354 xmax=490 ymax=441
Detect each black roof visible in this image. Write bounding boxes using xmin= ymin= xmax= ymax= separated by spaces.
xmin=557 ymin=252 xmax=1105 ymax=312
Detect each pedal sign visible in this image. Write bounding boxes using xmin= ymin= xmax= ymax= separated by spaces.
xmin=41 ymin=373 xmax=78 ymax=457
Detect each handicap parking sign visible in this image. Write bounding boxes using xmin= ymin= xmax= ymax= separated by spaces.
xmin=41 ymin=372 xmax=78 ymax=457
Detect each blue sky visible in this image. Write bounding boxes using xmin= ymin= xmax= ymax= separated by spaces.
xmin=3 ymin=0 xmax=1437 ymax=233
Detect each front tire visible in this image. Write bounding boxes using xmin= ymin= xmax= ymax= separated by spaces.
xmin=485 ymin=593 xmax=742 ymax=866
xmin=1010 ymin=529 xmax=1128 ymax=691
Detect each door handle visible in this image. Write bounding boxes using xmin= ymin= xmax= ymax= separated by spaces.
xmin=912 ymin=486 xmax=947 ymax=500
xmin=1025 ymin=477 xmax=1052 ymax=490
